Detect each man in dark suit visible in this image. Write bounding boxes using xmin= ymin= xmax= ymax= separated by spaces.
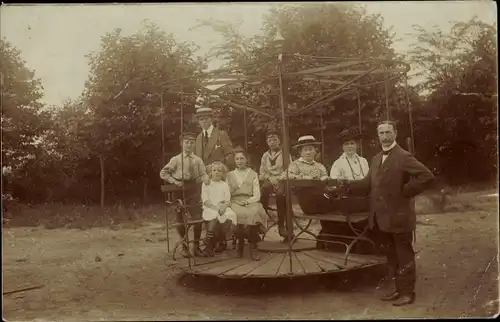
xmin=194 ymin=106 xmax=235 ymax=252
xmin=194 ymin=106 xmax=234 ymax=170
xmin=346 ymin=120 xmax=436 ymax=306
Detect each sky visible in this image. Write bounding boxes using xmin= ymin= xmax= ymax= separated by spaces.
xmin=1 ymin=1 xmax=497 ymax=107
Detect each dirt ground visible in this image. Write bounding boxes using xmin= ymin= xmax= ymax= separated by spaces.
xmin=3 ymin=190 xmax=499 ymax=320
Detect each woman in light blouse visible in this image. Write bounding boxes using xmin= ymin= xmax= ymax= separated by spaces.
xmin=227 ymin=147 xmax=267 ymax=261
xmin=330 ymin=128 xmax=369 ymax=181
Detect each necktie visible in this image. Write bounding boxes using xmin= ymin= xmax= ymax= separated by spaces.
xmin=203 ymin=131 xmax=209 ymax=147
xmin=382 ymin=149 xmax=392 ymax=155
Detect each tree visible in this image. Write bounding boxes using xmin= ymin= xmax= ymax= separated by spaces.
xmin=193 ymin=3 xmax=400 ymax=165
xmin=1 ymin=38 xmax=53 ymax=201
xmin=408 ymin=17 xmax=497 ymax=184
xmin=82 ymin=21 xmax=207 ymax=206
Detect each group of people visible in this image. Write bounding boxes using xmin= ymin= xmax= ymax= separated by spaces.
xmin=160 ymin=105 xmax=436 ymax=306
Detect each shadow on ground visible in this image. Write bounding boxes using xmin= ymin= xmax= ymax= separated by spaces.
xmin=176 ymin=263 xmax=388 ymax=296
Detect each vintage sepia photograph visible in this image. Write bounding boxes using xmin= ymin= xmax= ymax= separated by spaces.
xmin=1 ymin=1 xmax=498 ymax=320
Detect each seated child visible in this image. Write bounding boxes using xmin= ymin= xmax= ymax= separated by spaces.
xmin=201 ymin=161 xmax=237 ymax=257
xmin=159 ymin=132 xmax=210 ymax=258
xmin=259 ymin=128 xmax=292 ymax=239
xmin=227 ymin=147 xmax=266 ymax=261
xmin=280 ymin=135 xmax=332 ymax=215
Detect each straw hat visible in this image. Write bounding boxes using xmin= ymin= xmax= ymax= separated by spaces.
xmin=194 ymin=107 xmax=214 ymax=118
xmin=292 ymin=135 xmax=322 ymax=149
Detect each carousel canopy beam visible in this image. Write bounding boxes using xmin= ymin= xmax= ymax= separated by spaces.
xmin=197 ymin=86 xmax=275 ymax=118
xmin=288 ymin=89 xmax=357 ymax=118
xmin=313 ymin=67 xmax=409 ymax=77
xmin=288 ymin=65 xmax=379 ymax=118
xmin=286 ymin=60 xmax=372 ymax=76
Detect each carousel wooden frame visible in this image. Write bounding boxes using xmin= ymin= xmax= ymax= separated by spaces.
xmin=158 ymin=32 xmax=414 ymax=278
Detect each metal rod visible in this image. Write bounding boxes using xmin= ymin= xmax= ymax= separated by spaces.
xmin=161 ymin=91 xmax=170 ymax=253
xmin=244 ymin=106 xmax=248 ymax=151
xmin=404 ymin=76 xmax=415 ymax=153
xmin=278 ymin=56 xmax=294 ymax=275
xmin=179 ymin=84 xmax=191 ymax=269
xmin=288 ymin=66 xmax=379 ymax=118
xmin=197 ymin=86 xmax=274 ymax=118
xmin=356 ymin=90 xmax=363 ymax=157
xmin=320 ymin=109 xmax=325 ymax=164
xmin=383 ymin=64 xmax=390 ymax=120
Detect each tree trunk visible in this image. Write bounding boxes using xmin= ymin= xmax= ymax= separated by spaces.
xmin=100 ymin=155 xmax=105 ymax=209
xmin=143 ymin=175 xmax=148 ymax=204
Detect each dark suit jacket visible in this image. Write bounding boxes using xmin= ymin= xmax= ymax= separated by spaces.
xmin=349 ymin=144 xmax=436 ymax=233
xmin=195 ymin=127 xmax=234 ymax=169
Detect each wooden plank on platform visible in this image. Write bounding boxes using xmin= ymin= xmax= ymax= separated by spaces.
xmin=302 ymin=250 xmax=344 ymax=271
xmin=294 ymin=251 xmax=324 ymax=275
xmin=194 ymin=257 xmax=249 ymax=275
xmin=319 ymin=251 xmax=385 ymax=266
xmin=222 ymin=252 xmax=274 ymax=277
xmin=276 ymin=253 xmax=306 ymax=276
xmin=177 ymin=253 xmax=238 ymax=271
xmin=248 ymin=252 xmax=286 ymax=277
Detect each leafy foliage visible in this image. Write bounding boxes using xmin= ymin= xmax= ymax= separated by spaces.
xmin=409 ymin=17 xmax=497 ymax=184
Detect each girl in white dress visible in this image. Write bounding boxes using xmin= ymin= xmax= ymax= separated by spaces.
xmin=201 ymin=161 xmax=237 ymax=257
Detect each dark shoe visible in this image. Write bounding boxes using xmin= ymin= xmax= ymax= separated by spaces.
xmin=392 ymin=293 xmax=415 ymax=306
xmin=237 ymin=238 xmax=245 ymax=258
xmin=278 ymin=226 xmax=288 ymax=238
xmin=249 ymin=246 xmax=261 ymax=261
xmin=380 ymin=291 xmax=400 ymax=301
xmin=214 ymin=242 xmax=227 ymax=254
xmin=180 ymin=246 xmax=190 ymax=258
xmin=194 ymin=246 xmax=207 ymax=257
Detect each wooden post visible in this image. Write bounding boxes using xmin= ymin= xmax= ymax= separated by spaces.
xmin=99 ymin=155 xmax=105 ymax=209
xmin=383 ymin=64 xmax=390 ymax=120
xmin=161 ymin=91 xmax=170 ymax=253
xmin=356 ymin=90 xmax=363 ymax=156
xmin=278 ymin=55 xmax=294 ymax=274
xmin=404 ymin=76 xmax=415 ymax=153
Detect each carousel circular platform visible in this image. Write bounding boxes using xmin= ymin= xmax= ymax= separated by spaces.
xmin=175 ymin=240 xmax=386 ymax=279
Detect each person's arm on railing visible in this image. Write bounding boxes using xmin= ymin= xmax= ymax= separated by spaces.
xmin=159 ymin=156 xmax=182 ymax=187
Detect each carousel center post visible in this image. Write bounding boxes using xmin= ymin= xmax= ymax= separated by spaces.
xmin=274 ymin=30 xmax=295 ymax=268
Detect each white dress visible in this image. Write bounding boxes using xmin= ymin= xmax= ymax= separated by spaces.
xmin=201 ymin=180 xmax=238 ymax=225
xmin=330 ymin=153 xmax=369 ymax=181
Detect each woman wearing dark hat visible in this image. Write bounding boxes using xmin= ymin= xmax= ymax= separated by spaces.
xmin=318 ymin=128 xmax=372 ymax=253
xmin=330 ymin=128 xmax=369 ymax=181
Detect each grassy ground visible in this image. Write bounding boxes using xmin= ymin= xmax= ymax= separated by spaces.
xmin=3 ymin=185 xmax=496 ymax=230
xmin=3 ymin=188 xmax=499 ymax=320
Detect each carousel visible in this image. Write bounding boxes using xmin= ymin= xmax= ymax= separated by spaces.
xmin=159 ymin=30 xmax=414 ymax=280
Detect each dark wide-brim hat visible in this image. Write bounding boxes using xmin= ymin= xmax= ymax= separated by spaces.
xmin=292 ymin=135 xmax=322 ymax=149
xmin=338 ymin=128 xmax=364 ymax=142
xmin=179 ymin=132 xmax=197 ymax=141
xmin=195 ymin=107 xmax=214 ymax=118
xmin=266 ymin=128 xmax=281 ymax=138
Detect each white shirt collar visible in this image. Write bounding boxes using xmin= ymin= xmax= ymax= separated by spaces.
xmin=203 ymin=124 xmax=214 ymax=137
xmin=267 ymin=149 xmax=282 ymax=157
xmin=298 ymin=157 xmax=315 ymax=164
xmin=382 ymin=141 xmax=397 ymax=152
